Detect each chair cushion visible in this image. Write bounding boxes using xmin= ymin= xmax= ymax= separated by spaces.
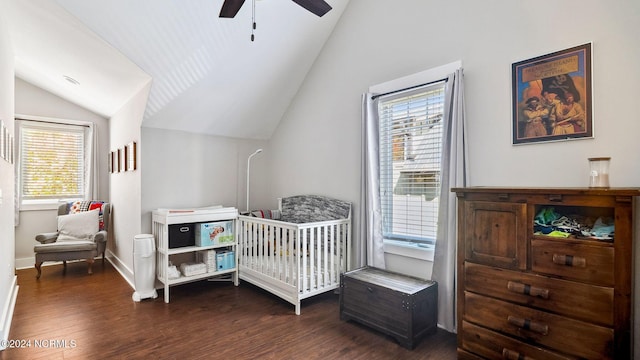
xmin=57 ymin=209 xmax=99 ymax=241
xmin=34 ymin=240 xmax=96 ymax=253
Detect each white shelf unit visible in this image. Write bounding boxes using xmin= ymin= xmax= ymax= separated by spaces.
xmin=152 ymin=207 xmax=239 ymax=303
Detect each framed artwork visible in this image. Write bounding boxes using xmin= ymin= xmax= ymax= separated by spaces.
xmin=512 ymin=43 xmax=592 ymax=145
xmin=127 ymin=141 xmax=137 ymax=171
xmin=117 ymin=148 xmax=122 ymax=173
xmin=0 ymin=120 xmax=5 ymax=161
xmin=124 ymin=144 xmax=129 ymax=171
xmin=8 ymin=135 xmax=13 ymax=164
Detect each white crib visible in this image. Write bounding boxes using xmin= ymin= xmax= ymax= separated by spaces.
xmin=237 ymin=195 xmax=351 ymax=315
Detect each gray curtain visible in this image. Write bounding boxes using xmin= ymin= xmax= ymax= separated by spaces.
xmin=432 ymin=68 xmax=467 ymax=332
xmin=84 ymin=124 xmax=98 ymax=200
xmin=358 ymin=92 xmax=385 ymax=269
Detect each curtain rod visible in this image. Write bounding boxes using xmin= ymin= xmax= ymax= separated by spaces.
xmin=16 ymin=117 xmax=91 ymax=128
xmin=371 ymin=77 xmax=448 ymax=100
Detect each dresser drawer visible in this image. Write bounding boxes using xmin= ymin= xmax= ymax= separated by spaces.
xmin=464 ymin=262 xmax=614 ymax=326
xmin=531 ymin=239 xmax=614 ymax=286
xmin=464 ymin=292 xmax=613 ymax=359
xmin=461 ymin=321 xmax=577 ymax=360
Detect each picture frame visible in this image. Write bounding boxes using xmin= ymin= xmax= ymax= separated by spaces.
xmin=126 ymin=141 xmax=137 ymax=171
xmin=117 ymin=148 xmax=122 ymax=173
xmin=0 ymin=120 xmax=5 ymax=161
xmin=8 ymin=134 xmax=13 ymax=164
xmin=124 ymin=144 xmax=129 ymax=171
xmin=512 ymin=43 xmax=592 ymax=145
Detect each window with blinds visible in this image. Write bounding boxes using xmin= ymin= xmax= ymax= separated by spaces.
xmin=378 ymin=82 xmax=445 ymax=244
xmin=19 ymin=121 xmax=86 ymax=201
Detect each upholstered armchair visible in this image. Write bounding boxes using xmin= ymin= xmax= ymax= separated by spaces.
xmin=34 ymin=200 xmax=110 ymax=279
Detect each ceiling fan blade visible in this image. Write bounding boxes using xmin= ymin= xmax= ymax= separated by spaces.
xmin=219 ymin=0 xmax=246 ymax=18
xmin=291 ymin=0 xmax=332 ymax=17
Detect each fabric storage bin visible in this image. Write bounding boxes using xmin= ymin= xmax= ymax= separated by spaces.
xmin=168 ymin=223 xmax=195 ymax=248
xmin=216 ymin=250 xmax=235 ymax=270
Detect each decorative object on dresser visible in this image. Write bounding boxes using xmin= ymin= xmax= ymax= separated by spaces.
xmin=340 ymin=267 xmax=438 ymax=350
xmin=453 ymin=187 xmax=639 ymax=360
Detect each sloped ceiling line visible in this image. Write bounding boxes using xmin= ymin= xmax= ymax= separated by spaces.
xmin=6 ymin=0 xmax=349 ymax=139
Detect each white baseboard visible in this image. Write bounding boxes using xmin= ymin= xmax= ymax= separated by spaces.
xmin=0 ymin=276 xmax=19 ymax=350
xmin=15 ymin=257 xmax=35 ymax=270
xmin=105 ymin=250 xmax=135 ymax=290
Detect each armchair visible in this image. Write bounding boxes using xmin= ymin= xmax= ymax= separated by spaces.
xmin=34 ymin=200 xmax=110 ymax=279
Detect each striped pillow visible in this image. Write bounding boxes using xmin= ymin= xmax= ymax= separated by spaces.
xmin=251 ymin=209 xmax=281 ymax=220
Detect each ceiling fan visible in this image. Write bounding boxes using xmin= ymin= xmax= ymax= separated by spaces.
xmin=219 ymin=0 xmax=332 ymax=18
xmin=220 ymin=0 xmax=332 ymax=41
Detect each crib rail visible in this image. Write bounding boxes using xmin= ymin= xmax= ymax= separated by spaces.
xmin=237 ymin=215 xmax=350 ymax=296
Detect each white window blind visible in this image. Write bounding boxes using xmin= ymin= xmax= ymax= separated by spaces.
xmin=20 ymin=121 xmax=86 ymax=200
xmin=378 ymin=82 xmax=445 ymax=244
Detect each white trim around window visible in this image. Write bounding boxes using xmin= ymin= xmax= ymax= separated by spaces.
xmin=369 ymin=61 xmax=461 ymax=261
xmin=16 ymin=114 xmax=94 ymax=211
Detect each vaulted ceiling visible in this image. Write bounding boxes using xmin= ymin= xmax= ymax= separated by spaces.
xmin=4 ymin=0 xmax=348 ymax=139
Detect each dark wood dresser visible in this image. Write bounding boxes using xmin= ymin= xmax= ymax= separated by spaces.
xmin=340 ymin=266 xmax=438 ymax=349
xmin=453 ymin=187 xmax=639 ymax=359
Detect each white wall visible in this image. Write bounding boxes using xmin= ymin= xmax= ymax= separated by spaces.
xmin=267 ymin=1 xmax=469 ymax=273
xmin=13 ymin=78 xmax=110 ymax=269
xmin=269 ymin=0 xmax=640 ymax=345
xmin=140 ymin=127 xmax=270 ymax=234
xmin=271 ymin=0 xmax=640 ymax=235
xmin=0 ymin=1 xmax=18 ymax=346
xmin=107 ymin=81 xmax=151 ymax=284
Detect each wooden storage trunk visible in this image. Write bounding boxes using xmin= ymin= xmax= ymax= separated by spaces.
xmin=340 ymin=266 xmax=438 ymax=349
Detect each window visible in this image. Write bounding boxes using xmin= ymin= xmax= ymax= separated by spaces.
xmin=378 ymin=82 xmax=445 ymax=245
xmin=18 ymin=119 xmax=91 ymax=204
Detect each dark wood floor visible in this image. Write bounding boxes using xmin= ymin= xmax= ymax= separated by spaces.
xmin=2 ymin=261 xmax=456 ymax=359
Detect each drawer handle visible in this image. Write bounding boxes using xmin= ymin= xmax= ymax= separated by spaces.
xmin=367 ymin=287 xmax=374 ymax=293
xmin=502 ymin=348 xmax=536 ymax=360
xmin=179 ymin=227 xmax=190 ymax=233
xmin=507 ymin=315 xmax=549 ymax=335
xmin=552 ymin=254 xmax=586 ymax=267
xmin=507 ymin=281 xmax=549 ymax=299
xmin=548 ymin=194 xmax=563 ymax=202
